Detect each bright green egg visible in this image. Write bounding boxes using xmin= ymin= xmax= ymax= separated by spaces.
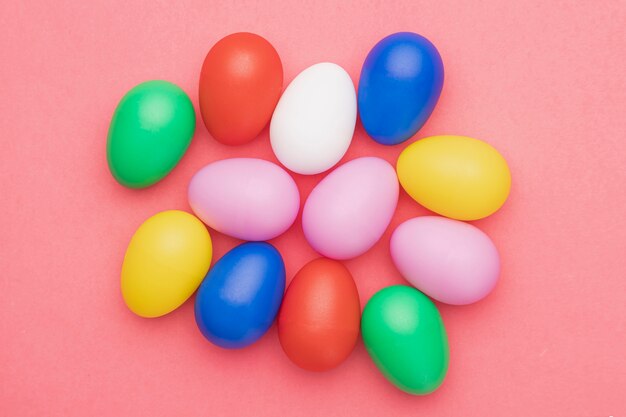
xmin=361 ymin=285 xmax=449 ymax=395
xmin=107 ymin=80 xmax=195 ymax=188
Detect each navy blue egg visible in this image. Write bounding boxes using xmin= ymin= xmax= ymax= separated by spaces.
xmin=194 ymin=242 xmax=286 ymax=349
xmin=358 ymin=32 xmax=444 ymax=146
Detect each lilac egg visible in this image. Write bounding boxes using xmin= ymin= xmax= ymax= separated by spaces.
xmin=303 ymin=157 xmax=399 ymax=260
xmin=391 ymin=216 xmax=500 ymax=305
xmin=188 ymin=158 xmax=300 ymax=241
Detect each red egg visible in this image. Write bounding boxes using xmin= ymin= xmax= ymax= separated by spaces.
xmin=199 ymin=32 xmax=283 ymax=146
xmin=278 ymin=258 xmax=361 ymax=371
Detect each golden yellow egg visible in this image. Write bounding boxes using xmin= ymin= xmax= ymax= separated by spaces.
xmin=397 ymin=135 xmax=511 ymax=220
xmin=121 ymin=210 xmax=212 ymax=318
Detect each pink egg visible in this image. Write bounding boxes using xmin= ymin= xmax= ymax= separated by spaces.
xmin=188 ymin=158 xmax=300 ymax=241
xmin=302 ymin=157 xmax=399 ymax=259
xmin=390 ymin=216 xmax=500 ymax=305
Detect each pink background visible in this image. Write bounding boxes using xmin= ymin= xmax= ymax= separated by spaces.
xmin=2 ymin=1 xmax=625 ymax=415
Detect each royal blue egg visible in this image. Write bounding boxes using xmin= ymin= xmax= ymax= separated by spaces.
xmin=194 ymin=242 xmax=286 ymax=349
xmin=358 ymin=32 xmax=444 ymax=146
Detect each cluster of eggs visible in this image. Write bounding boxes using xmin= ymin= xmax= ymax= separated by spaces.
xmin=108 ymin=32 xmax=511 ymax=395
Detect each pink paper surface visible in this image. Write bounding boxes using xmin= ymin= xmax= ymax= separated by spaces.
xmin=1 ymin=1 xmax=625 ymax=415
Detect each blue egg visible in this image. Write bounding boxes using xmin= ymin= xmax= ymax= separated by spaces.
xmin=358 ymin=32 xmax=444 ymax=146
xmin=194 ymin=242 xmax=286 ymax=349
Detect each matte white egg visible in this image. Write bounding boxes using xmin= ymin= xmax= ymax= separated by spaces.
xmin=270 ymin=63 xmax=357 ymax=175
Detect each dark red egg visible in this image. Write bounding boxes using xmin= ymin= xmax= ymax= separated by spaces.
xmin=278 ymin=258 xmax=361 ymax=371
xmin=199 ymin=32 xmax=283 ymax=146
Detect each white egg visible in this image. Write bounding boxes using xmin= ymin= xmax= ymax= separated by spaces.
xmin=270 ymin=63 xmax=357 ymax=175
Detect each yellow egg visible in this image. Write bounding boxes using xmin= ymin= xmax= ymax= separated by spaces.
xmin=121 ymin=210 xmax=212 ymax=318
xmin=397 ymin=135 xmax=511 ymax=220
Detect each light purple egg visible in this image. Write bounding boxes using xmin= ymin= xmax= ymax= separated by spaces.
xmin=302 ymin=157 xmax=399 ymax=260
xmin=390 ymin=216 xmax=500 ymax=305
xmin=188 ymin=158 xmax=300 ymax=241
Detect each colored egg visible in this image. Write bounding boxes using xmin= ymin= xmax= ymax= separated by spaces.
xmin=358 ymin=32 xmax=444 ymax=146
xmin=278 ymin=258 xmax=361 ymax=371
xmin=199 ymin=32 xmax=283 ymax=146
xmin=188 ymin=158 xmax=300 ymax=241
xmin=195 ymin=242 xmax=286 ymax=349
xmin=270 ymin=63 xmax=356 ymax=175
xmin=362 ymin=285 xmax=449 ymax=395
xmin=302 ymin=157 xmax=398 ymax=260
xmin=391 ymin=216 xmax=500 ymax=305
xmin=121 ymin=210 xmax=212 ymax=318
xmin=107 ymin=80 xmax=195 ymax=188
xmin=397 ymin=135 xmax=511 ymax=220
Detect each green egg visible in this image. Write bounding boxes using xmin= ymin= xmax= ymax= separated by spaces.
xmin=361 ymin=285 xmax=449 ymax=395
xmin=107 ymin=80 xmax=195 ymax=188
